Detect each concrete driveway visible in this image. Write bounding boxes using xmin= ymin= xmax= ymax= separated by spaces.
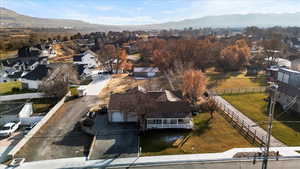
xmin=85 ymin=75 xmax=111 ymax=96
xmin=0 ymin=131 xmax=24 ymax=162
xmin=89 ymin=114 xmax=139 ymax=159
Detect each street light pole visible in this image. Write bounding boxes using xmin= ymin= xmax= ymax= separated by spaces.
xmin=262 ymin=85 xmax=278 ymax=169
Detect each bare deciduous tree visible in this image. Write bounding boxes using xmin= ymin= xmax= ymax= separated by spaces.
xmin=181 ymin=69 xmax=206 ymax=105
xmin=97 ymin=44 xmax=118 ymax=73
xmin=39 ymin=64 xmax=79 ymax=98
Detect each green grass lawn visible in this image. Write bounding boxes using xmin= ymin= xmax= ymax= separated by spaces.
xmin=0 ymin=81 xmax=22 ymax=95
xmin=222 ymin=93 xmax=300 ymax=146
xmin=206 ymin=71 xmax=267 ymax=90
xmin=140 ymin=112 xmax=253 ymax=156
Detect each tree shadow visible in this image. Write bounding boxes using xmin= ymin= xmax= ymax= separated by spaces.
xmin=249 ymin=76 xmax=268 ymax=86
xmin=193 ymin=118 xmax=212 ymax=136
xmin=206 ymin=71 xmax=243 ymax=89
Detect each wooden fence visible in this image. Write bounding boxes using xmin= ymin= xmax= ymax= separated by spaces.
xmin=214 ymin=98 xmax=266 ymax=147
xmin=211 ymin=86 xmax=267 ymax=95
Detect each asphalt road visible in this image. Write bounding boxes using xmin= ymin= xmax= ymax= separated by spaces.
xmin=15 ymin=96 xmax=100 ymax=161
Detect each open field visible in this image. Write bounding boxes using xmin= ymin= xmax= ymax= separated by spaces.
xmin=222 ymin=93 xmax=300 ymax=146
xmin=140 ymin=112 xmax=253 ymax=156
xmin=0 ymin=50 xmax=17 ymax=59
xmin=206 ymin=71 xmax=267 ymax=90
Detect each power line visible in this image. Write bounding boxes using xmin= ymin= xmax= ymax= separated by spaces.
xmin=261 ymin=85 xmax=277 ymax=169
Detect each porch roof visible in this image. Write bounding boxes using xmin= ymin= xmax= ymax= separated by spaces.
xmin=145 ymin=102 xmax=192 ymax=118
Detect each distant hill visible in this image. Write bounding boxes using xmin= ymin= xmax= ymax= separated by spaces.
xmin=2 ymin=7 xmax=300 ymax=31
xmin=0 ymin=7 xmax=120 ymax=31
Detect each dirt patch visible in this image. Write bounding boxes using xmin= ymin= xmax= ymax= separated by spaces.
xmin=233 ymin=151 xmax=280 ymax=158
xmin=98 ymin=74 xmax=171 ymax=106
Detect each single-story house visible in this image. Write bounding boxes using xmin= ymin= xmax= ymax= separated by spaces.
xmin=20 ymin=65 xmax=49 ymax=89
xmin=108 ymin=86 xmax=193 ymax=130
xmin=133 ymin=67 xmax=159 ymax=78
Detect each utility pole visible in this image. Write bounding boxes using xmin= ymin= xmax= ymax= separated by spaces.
xmin=262 ymin=85 xmax=278 ymax=169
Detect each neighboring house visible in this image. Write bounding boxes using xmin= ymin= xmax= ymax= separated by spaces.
xmin=273 ymin=67 xmax=300 ymax=113
xmin=73 ymin=50 xmax=98 ymax=68
xmin=74 ymin=64 xmax=92 ymax=79
xmin=0 ymin=103 xmax=33 ymax=126
xmin=20 ymin=65 xmax=49 ymax=89
xmin=265 ymin=57 xmax=291 ymax=68
xmin=133 ymin=67 xmax=159 ymax=79
xmin=108 ymin=86 xmax=193 ymax=130
xmin=0 ymin=56 xmax=47 ymax=73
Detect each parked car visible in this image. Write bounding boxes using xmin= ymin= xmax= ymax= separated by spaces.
xmin=0 ymin=122 xmax=21 ymax=137
xmin=24 ymin=122 xmax=38 ymax=134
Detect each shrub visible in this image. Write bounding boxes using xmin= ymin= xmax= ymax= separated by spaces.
xmin=11 ymin=87 xmax=20 ymax=93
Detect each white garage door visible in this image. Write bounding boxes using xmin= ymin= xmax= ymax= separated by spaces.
xmin=112 ymin=112 xmax=124 ymax=122
xmin=147 ymin=72 xmax=156 ymax=77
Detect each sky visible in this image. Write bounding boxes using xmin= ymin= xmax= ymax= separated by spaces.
xmin=1 ymin=0 xmax=300 ymax=25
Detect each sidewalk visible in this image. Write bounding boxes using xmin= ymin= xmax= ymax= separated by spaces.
xmin=0 ymin=93 xmax=45 ymax=101
xmin=5 ymin=147 xmax=300 ymax=169
xmin=213 ymin=96 xmax=285 ymax=147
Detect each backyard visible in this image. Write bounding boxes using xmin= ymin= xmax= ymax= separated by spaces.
xmin=222 ymin=93 xmax=300 ymax=146
xmin=140 ymin=112 xmax=253 ymax=156
xmin=206 ymin=71 xmax=267 ymax=90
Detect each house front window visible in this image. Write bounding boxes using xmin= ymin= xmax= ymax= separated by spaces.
xmin=148 ymin=119 xmax=162 ymax=124
xmin=171 ymin=119 xmax=177 ymax=124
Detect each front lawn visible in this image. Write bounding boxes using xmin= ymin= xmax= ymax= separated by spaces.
xmin=140 ymin=112 xmax=253 ymax=156
xmin=222 ymin=93 xmax=300 ymax=146
xmin=0 ymin=81 xmax=22 ymax=95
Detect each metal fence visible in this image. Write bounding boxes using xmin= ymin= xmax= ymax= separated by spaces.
xmin=213 ymin=98 xmax=266 ymax=147
xmin=211 ymin=87 xmax=267 ymax=95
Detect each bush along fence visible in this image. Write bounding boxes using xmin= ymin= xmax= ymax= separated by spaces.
xmin=213 ymin=97 xmax=266 ymax=147
xmin=211 ymin=86 xmax=267 ymax=95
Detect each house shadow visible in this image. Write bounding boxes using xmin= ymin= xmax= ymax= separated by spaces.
xmin=89 ymin=123 xmax=139 ymax=160
xmin=272 ymin=103 xmax=300 ymax=136
xmin=53 ymin=122 xmax=93 ymax=156
xmin=139 ymin=129 xmax=190 ymax=153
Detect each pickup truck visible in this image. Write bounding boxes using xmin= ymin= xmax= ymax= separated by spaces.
xmin=0 ymin=121 xmax=20 ymax=137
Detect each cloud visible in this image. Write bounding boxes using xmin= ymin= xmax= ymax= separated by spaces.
xmin=186 ymin=0 xmax=300 ymax=18
xmin=89 ymin=16 xmax=160 ymax=25
xmin=95 ymin=6 xmax=114 ymax=11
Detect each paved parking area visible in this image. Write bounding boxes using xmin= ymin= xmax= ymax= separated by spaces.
xmin=15 ymin=96 xmax=99 ymax=161
xmin=89 ymin=114 xmax=139 ymax=159
xmin=0 ymin=131 xmax=24 ymax=162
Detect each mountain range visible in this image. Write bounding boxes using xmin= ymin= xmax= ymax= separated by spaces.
xmin=1 ymin=7 xmax=300 ymax=31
